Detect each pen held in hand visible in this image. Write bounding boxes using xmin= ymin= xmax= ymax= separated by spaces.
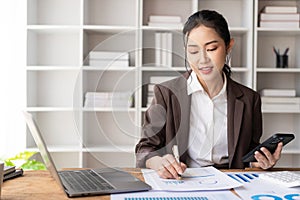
xmin=172 ymin=145 xmax=182 ymax=179
xmin=172 ymin=145 xmax=180 ymax=163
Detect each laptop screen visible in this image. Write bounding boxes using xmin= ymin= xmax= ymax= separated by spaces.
xmin=23 ymin=111 xmax=65 ymax=190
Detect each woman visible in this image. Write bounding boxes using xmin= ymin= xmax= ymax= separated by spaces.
xmin=135 ymin=10 xmax=282 ymax=179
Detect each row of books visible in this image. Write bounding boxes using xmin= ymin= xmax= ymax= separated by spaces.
xmin=84 ymin=92 xmax=133 ymax=108
xmin=88 ymin=51 xmax=130 ymax=67
xmin=148 ymin=15 xmax=183 ymax=29
xmin=260 ymin=89 xmax=299 ymax=111
xmin=146 ymin=76 xmax=176 ymax=107
xmin=155 ymin=32 xmax=173 ymax=67
xmin=259 ymin=6 xmax=299 ymax=28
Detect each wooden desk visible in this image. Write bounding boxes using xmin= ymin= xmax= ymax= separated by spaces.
xmin=2 ymin=168 xmax=300 ymax=200
xmin=1 ymin=168 xmax=143 ymax=200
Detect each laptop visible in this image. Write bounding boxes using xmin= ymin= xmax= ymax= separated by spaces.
xmin=23 ymin=111 xmax=151 ymax=197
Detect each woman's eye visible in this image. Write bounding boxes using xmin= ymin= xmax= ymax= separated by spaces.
xmin=189 ymin=51 xmax=199 ymax=54
xmin=207 ymin=47 xmax=217 ymax=52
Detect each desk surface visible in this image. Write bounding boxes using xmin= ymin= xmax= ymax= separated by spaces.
xmin=2 ymin=168 xmax=300 ymax=200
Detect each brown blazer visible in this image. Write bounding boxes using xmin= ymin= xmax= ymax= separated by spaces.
xmin=135 ymin=71 xmax=262 ymax=169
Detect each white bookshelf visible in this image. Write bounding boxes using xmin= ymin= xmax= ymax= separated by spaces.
xmin=29 ymin=0 xmax=300 ymax=169
xmin=253 ymin=0 xmax=300 ymax=167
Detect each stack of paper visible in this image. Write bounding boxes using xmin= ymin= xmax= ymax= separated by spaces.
xmin=259 ymin=6 xmax=299 ymax=28
xmin=88 ymin=51 xmax=130 ymax=67
xmin=148 ymin=15 xmax=183 ymax=29
xmin=261 ymin=97 xmax=300 ymax=111
xmin=155 ymin=32 xmax=173 ymax=67
xmin=260 ymin=89 xmax=296 ymax=97
xmin=147 ymin=76 xmax=176 ymax=107
xmin=260 ymin=89 xmax=299 ymax=111
xmin=84 ymin=92 xmax=133 ymax=108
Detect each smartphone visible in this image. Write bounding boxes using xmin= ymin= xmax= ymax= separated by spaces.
xmin=242 ymin=133 xmax=295 ymax=163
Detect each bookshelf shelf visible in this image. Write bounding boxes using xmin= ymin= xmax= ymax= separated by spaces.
xmin=254 ymin=0 xmax=300 ymax=168
xmin=26 ymin=0 xmax=299 ymax=169
xmin=256 ymin=68 xmax=300 ymax=73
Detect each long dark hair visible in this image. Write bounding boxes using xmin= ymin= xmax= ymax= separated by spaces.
xmin=183 ymin=10 xmax=232 ymax=77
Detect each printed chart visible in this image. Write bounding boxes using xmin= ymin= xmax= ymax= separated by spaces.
xmin=226 ymin=172 xmax=300 ymax=200
xmin=142 ymin=166 xmax=242 ymax=191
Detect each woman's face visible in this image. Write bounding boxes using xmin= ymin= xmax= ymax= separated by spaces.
xmin=186 ymin=25 xmax=231 ymax=84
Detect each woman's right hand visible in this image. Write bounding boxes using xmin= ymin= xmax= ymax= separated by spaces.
xmin=145 ymin=154 xmax=187 ymax=179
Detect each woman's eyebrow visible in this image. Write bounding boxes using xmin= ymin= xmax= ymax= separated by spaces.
xmin=205 ymin=40 xmax=218 ymax=46
xmin=187 ymin=44 xmax=199 ymax=47
xmin=187 ymin=40 xmax=219 ymax=47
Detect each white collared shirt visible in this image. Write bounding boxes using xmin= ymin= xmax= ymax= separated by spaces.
xmin=186 ymin=71 xmax=228 ymax=167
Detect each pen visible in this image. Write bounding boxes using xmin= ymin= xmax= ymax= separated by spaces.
xmin=172 ymin=145 xmax=182 ymax=179
xmin=284 ymin=47 xmax=289 ymax=55
xmin=273 ymin=46 xmax=279 ymax=55
xmin=172 ymin=145 xmax=180 ymax=163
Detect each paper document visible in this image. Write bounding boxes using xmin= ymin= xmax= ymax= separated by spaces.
xmin=111 ymin=190 xmax=241 ymax=200
xmin=226 ymin=172 xmax=300 ymax=199
xmin=142 ymin=166 xmax=242 ymax=191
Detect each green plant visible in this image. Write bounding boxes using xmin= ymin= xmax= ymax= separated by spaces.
xmin=4 ymin=151 xmax=46 ymax=170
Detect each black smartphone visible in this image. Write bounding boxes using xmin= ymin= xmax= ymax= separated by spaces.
xmin=242 ymin=133 xmax=295 ymax=163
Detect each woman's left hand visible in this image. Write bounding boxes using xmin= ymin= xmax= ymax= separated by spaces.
xmin=251 ymin=142 xmax=283 ymax=169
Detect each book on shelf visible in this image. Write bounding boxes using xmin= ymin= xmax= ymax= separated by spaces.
xmin=261 ymin=6 xmax=297 ymax=14
xmin=148 ymin=15 xmax=183 ymax=28
xmin=84 ymin=92 xmax=133 ymax=108
xmin=146 ymin=76 xmax=177 ymax=106
xmin=260 ymin=89 xmax=296 ymax=97
xmin=89 ymin=59 xmax=129 ymax=67
xmin=149 ymin=15 xmax=182 ymax=23
xmin=155 ymin=32 xmax=172 ymax=67
xmin=88 ymin=51 xmax=129 ymax=60
xmin=259 ymin=13 xmax=300 ymax=21
xmin=259 ymin=21 xmax=299 ymax=28
xmin=148 ymin=22 xmax=183 ymax=28
xmin=88 ymin=51 xmax=130 ymax=67
xmin=261 ymin=97 xmax=300 ymax=111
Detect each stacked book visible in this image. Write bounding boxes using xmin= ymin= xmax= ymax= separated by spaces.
xmin=155 ymin=32 xmax=172 ymax=67
xmin=88 ymin=51 xmax=130 ymax=67
xmin=260 ymin=89 xmax=300 ymax=111
xmin=148 ymin=15 xmax=183 ymax=29
xmin=259 ymin=6 xmax=299 ymax=28
xmin=84 ymin=92 xmax=133 ymax=108
xmin=147 ymin=76 xmax=176 ymax=107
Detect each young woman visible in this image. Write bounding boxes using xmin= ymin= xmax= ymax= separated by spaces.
xmin=135 ymin=10 xmax=282 ymax=179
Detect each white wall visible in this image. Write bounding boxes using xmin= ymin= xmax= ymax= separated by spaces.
xmin=0 ymin=0 xmax=27 ymax=158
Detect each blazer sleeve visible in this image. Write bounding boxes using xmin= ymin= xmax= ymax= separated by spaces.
xmin=135 ymin=84 xmax=168 ymax=168
xmin=251 ymin=92 xmax=263 ymax=150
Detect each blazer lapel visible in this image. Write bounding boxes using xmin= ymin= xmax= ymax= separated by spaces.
xmin=172 ymin=73 xmax=191 ymax=161
xmin=227 ymin=78 xmax=244 ymax=168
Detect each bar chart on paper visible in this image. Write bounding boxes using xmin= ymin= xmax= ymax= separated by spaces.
xmin=226 ymin=172 xmax=300 ymax=199
xmin=125 ymin=197 xmax=208 ymax=200
xmin=111 ymin=191 xmax=241 ymax=200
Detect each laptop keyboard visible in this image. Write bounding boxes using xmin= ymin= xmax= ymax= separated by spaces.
xmin=59 ymin=170 xmax=115 ymax=192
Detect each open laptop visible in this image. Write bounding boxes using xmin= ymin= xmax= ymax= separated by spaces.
xmin=23 ymin=111 xmax=151 ymax=197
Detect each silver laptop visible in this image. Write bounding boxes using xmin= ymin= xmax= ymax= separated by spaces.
xmin=23 ymin=111 xmax=151 ymax=197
